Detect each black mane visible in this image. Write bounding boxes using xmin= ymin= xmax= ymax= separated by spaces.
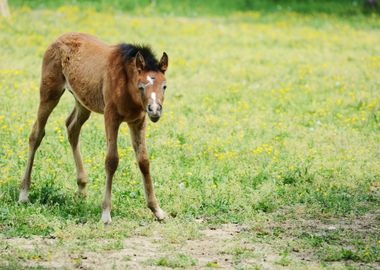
xmin=119 ymin=43 xmax=159 ymax=71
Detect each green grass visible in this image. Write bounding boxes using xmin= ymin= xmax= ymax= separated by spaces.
xmin=0 ymin=3 xmax=379 ymax=269
xmin=9 ymin=0 xmax=380 ymax=16
xmin=148 ymin=253 xmax=197 ymax=268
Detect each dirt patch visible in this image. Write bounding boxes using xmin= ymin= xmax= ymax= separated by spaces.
xmin=1 ymin=224 xmax=283 ymax=269
xmin=249 ymin=207 xmax=380 ymax=268
xmin=1 ymin=210 xmax=379 ymax=269
xmin=78 ymin=224 xmax=243 ymax=269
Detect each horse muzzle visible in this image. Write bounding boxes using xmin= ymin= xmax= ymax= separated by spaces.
xmin=147 ymin=103 xmax=162 ymax=123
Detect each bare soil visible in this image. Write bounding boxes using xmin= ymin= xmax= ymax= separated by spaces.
xmin=2 ymin=224 xmax=285 ymax=269
xmin=1 ymin=210 xmax=379 ymax=269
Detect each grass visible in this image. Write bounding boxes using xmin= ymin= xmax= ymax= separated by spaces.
xmin=148 ymin=253 xmax=197 ymax=268
xmin=0 ymin=3 xmax=379 ymax=269
xmin=9 ymin=0 xmax=380 ymax=16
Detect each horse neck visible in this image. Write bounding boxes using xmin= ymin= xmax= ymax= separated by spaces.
xmin=107 ymin=62 xmax=144 ymax=118
xmin=123 ymin=63 xmax=144 ymax=110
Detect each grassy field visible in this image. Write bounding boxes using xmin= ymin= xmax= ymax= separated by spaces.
xmin=0 ymin=4 xmax=380 ymax=270
xmin=10 ymin=0 xmax=380 ymax=15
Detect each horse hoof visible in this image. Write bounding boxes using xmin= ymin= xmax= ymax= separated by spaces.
xmin=101 ymin=210 xmax=112 ymax=224
xmin=154 ymin=208 xmax=166 ymax=221
xmin=18 ymin=190 xmax=29 ymax=203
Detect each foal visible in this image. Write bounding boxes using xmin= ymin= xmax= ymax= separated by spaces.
xmin=19 ymin=32 xmax=168 ymax=224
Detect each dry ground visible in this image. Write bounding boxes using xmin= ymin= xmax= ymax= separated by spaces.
xmin=1 ymin=209 xmax=379 ymax=269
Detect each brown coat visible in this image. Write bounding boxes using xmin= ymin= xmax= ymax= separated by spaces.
xmin=19 ymin=32 xmax=169 ymax=223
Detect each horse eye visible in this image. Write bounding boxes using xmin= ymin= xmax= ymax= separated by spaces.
xmin=163 ymin=85 xmax=167 ymax=91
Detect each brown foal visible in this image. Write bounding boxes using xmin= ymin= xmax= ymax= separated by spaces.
xmin=19 ymin=32 xmax=168 ymax=224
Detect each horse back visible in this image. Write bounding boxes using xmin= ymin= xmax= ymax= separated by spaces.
xmin=52 ymin=32 xmax=114 ymax=113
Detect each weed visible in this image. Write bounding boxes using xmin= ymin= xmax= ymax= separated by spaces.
xmin=149 ymin=253 xmax=197 ymax=268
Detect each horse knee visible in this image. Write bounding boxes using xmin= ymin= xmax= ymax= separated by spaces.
xmin=105 ymin=154 xmax=119 ymax=175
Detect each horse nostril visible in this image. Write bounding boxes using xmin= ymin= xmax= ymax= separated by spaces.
xmin=147 ymin=105 xmax=153 ymax=112
xmin=158 ymin=104 xmax=162 ymax=111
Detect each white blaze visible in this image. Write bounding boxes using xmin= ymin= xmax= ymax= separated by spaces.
xmin=147 ymin=76 xmax=159 ymax=114
xmin=150 ymin=92 xmax=159 ymax=113
xmin=147 ymin=75 xmax=154 ymax=85
xmin=151 ymin=92 xmax=156 ymax=102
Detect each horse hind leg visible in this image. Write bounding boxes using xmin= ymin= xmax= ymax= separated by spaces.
xmin=65 ymin=101 xmax=91 ymax=196
xmin=19 ymin=47 xmax=65 ymax=202
xmin=19 ymin=88 xmax=64 ymax=202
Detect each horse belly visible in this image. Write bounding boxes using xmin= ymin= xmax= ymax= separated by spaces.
xmin=64 ymin=78 xmax=105 ymax=114
xmin=61 ymin=54 xmax=107 ymax=114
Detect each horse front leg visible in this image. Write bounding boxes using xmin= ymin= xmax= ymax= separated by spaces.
xmin=101 ymin=109 xmax=121 ymax=224
xmin=128 ymin=118 xmax=166 ymax=221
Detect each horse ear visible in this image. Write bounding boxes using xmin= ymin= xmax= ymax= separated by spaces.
xmin=135 ymin=51 xmax=145 ymax=73
xmin=159 ymin=52 xmax=168 ymax=73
